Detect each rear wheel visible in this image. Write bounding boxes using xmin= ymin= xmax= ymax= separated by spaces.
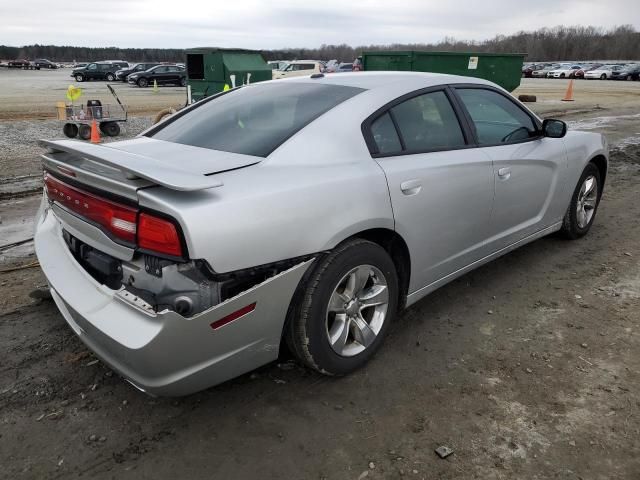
xmin=100 ymin=121 xmax=120 ymax=136
xmin=600 ymin=74 xmax=607 ymax=80
xmin=138 ymin=78 xmax=148 ymax=88
xmin=560 ymin=163 xmax=602 ymax=239
xmin=180 ymin=77 xmax=187 ymax=87
xmin=78 ymin=124 xmax=91 ymax=140
xmin=62 ymin=123 xmax=78 ymax=138
xmin=106 ymin=73 xmax=116 ymax=82
xmin=286 ymin=239 xmax=399 ymax=375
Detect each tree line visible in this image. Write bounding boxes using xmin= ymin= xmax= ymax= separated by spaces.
xmin=1 ymin=25 xmax=638 ymax=64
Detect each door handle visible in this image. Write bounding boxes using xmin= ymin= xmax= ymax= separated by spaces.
xmin=400 ymin=179 xmax=422 ymax=196
xmin=497 ymin=167 xmax=511 ymax=180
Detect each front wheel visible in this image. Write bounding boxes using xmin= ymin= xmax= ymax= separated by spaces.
xmin=560 ymin=162 xmax=602 ymax=239
xmin=600 ymin=74 xmax=607 ymax=80
xmin=75 ymin=74 xmax=84 ymax=82
xmin=180 ymin=77 xmax=187 ymax=87
xmin=138 ymin=78 xmax=148 ymax=88
xmin=286 ymin=239 xmax=399 ymax=375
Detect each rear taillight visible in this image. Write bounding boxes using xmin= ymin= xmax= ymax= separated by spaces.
xmin=138 ymin=213 xmax=183 ymax=258
xmin=44 ymin=173 xmax=185 ymax=258
xmin=44 ymin=173 xmax=137 ymax=243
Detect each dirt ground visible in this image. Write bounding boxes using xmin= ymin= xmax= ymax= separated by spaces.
xmin=1 ymin=78 xmax=639 ymax=480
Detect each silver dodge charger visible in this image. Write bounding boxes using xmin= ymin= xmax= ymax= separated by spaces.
xmin=35 ymin=72 xmax=608 ymax=395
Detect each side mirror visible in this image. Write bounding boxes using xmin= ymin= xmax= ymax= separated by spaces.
xmin=542 ymin=119 xmax=567 ymax=138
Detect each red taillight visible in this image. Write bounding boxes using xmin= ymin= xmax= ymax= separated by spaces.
xmin=44 ymin=173 xmax=186 ymax=258
xmin=138 ymin=213 xmax=183 ymax=258
xmin=44 ymin=173 xmax=137 ymax=243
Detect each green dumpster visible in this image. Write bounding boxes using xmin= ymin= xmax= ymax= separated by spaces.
xmin=362 ymin=51 xmax=526 ymax=92
xmin=186 ymin=48 xmax=272 ymax=101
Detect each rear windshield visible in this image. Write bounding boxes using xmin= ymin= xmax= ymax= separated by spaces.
xmin=148 ymin=82 xmax=364 ymax=157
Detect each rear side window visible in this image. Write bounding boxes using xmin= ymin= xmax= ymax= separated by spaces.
xmin=390 ymin=91 xmax=466 ymax=152
xmin=370 ymin=113 xmax=401 ymax=154
xmin=149 ymin=83 xmax=364 ymax=157
xmin=456 ymin=88 xmax=537 ymax=145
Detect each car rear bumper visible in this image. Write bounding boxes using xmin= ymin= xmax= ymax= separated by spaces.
xmin=35 ymin=206 xmax=312 ymax=396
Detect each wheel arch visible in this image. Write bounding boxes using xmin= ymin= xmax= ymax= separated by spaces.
xmin=589 ymin=154 xmax=608 ymax=189
xmin=342 ymin=228 xmax=411 ymax=310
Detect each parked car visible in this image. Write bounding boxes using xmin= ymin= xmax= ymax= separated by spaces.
xmin=522 ymin=64 xmax=545 ymax=78
xmin=71 ymin=62 xmax=128 ymax=82
xmin=127 ymin=64 xmax=186 ymax=87
xmin=549 ymin=64 xmax=582 ymax=78
xmin=33 ymin=58 xmax=58 ymax=69
xmin=332 ymin=63 xmax=354 ymax=73
xmin=584 ymin=64 xmax=624 ymax=80
xmin=115 ymin=62 xmax=160 ymax=82
xmin=7 ymin=59 xmax=31 ymax=68
xmin=323 ymin=60 xmax=340 ymax=73
xmin=611 ymin=64 xmax=640 ymax=81
xmin=573 ymin=64 xmax=601 ymax=79
xmin=531 ymin=64 xmax=559 ymax=78
xmin=272 ymin=60 xmax=323 ymax=79
xmin=35 ymin=72 xmax=608 ymax=395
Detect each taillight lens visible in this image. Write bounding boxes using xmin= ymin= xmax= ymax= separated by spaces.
xmin=138 ymin=213 xmax=183 ymax=258
xmin=44 ymin=173 xmax=137 ymax=243
xmin=44 ymin=173 xmax=185 ymax=258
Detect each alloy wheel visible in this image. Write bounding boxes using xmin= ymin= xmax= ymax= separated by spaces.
xmin=325 ymin=265 xmax=389 ymax=357
xmin=577 ymin=175 xmax=598 ymax=229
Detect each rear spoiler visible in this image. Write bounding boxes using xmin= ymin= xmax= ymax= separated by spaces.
xmin=40 ymin=140 xmax=224 ymax=191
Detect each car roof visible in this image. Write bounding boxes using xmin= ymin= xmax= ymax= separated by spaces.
xmin=279 ymin=71 xmax=494 ymax=91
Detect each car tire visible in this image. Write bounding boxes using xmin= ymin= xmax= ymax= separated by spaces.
xmin=138 ymin=78 xmax=148 ymax=88
xmin=62 ymin=123 xmax=78 ymax=138
xmin=560 ymin=162 xmax=602 ymax=240
xmin=600 ymin=74 xmax=607 ymax=80
xmin=100 ymin=121 xmax=120 ymax=137
xmin=106 ymin=73 xmax=115 ymax=82
xmin=180 ymin=77 xmax=187 ymax=87
xmin=75 ymin=74 xmax=84 ymax=82
xmin=78 ymin=124 xmax=92 ymax=140
xmin=285 ymin=238 xmax=399 ymax=376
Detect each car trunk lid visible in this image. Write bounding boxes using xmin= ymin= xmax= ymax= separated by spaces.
xmin=40 ymin=137 xmax=261 ymax=259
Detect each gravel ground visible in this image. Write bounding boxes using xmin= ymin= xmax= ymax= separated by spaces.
xmin=0 ymin=116 xmax=153 ymax=178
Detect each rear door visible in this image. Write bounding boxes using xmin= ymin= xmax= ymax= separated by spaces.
xmin=153 ymin=66 xmax=169 ymax=84
xmin=166 ymin=66 xmax=181 ymax=84
xmin=453 ymin=86 xmax=567 ymax=249
xmin=365 ymin=88 xmax=495 ymax=292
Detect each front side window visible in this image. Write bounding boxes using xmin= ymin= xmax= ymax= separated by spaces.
xmin=87 ymin=64 xmax=97 ymax=71
xmin=456 ymin=88 xmax=537 ymax=145
xmin=149 ymin=83 xmax=364 ymax=157
xmin=390 ymin=90 xmax=466 ymax=152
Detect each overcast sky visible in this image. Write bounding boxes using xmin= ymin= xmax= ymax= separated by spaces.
xmin=2 ymin=0 xmax=639 ymax=49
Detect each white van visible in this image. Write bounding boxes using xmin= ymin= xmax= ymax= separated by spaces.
xmin=272 ymin=61 xmax=323 ymax=79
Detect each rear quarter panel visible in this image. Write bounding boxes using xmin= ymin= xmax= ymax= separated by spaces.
xmin=137 ymin=92 xmax=395 ymax=273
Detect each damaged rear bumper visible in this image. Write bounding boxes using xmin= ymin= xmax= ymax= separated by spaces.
xmin=35 ymin=208 xmax=312 ymax=396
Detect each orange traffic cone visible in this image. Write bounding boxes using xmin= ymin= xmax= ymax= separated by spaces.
xmin=90 ymin=119 xmax=101 ymax=143
xmin=562 ymin=79 xmax=575 ymax=102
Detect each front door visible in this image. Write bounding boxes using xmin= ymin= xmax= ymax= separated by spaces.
xmin=453 ymin=87 xmax=567 ymax=249
xmin=368 ymin=89 xmax=495 ymax=293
